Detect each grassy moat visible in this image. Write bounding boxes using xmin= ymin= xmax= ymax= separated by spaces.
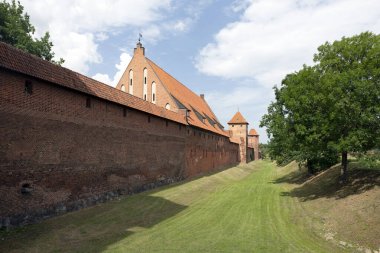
xmin=1 ymin=160 xmax=379 ymax=253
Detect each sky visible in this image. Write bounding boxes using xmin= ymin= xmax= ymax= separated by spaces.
xmin=19 ymin=0 xmax=380 ymax=143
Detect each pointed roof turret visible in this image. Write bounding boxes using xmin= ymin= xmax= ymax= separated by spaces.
xmin=228 ymin=111 xmax=248 ymax=124
xmin=248 ymin=128 xmax=259 ymax=136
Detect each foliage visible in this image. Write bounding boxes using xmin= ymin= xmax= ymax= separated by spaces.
xmin=353 ymin=149 xmax=380 ymax=170
xmin=258 ymin=143 xmax=269 ymax=159
xmin=261 ymin=32 xmax=380 ymax=177
xmin=0 ymin=0 xmax=64 ymax=64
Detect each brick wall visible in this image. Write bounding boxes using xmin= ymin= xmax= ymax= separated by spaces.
xmin=0 ymin=68 xmax=239 ymax=227
xmin=185 ymin=128 xmax=240 ymax=177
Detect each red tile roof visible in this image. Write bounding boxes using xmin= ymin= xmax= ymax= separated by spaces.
xmin=146 ymin=58 xmax=229 ymax=137
xmin=228 ymin=111 xmax=248 ymax=124
xmin=248 ymin=129 xmax=259 ymax=136
xmin=0 ymin=42 xmax=187 ymax=125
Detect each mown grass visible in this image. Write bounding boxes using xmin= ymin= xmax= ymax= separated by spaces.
xmin=0 ymin=161 xmax=349 ymax=253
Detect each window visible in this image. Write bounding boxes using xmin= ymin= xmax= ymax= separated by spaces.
xmin=166 ymin=120 xmax=169 ymax=127
xmin=121 ymin=84 xmax=125 ymax=92
xmin=24 ymin=80 xmax=33 ymax=95
xmin=123 ymin=108 xmax=127 ymax=117
xmin=143 ymin=68 xmax=148 ymax=100
xmin=165 ymin=103 xmax=170 ymax=110
xmin=21 ymin=183 xmax=32 ymax=195
xmin=129 ymin=70 xmax=133 ymax=95
xmin=86 ymin=97 xmax=91 ymax=108
xmin=148 ymin=116 xmax=151 ymax=122
xmin=151 ymin=82 xmax=156 ymax=104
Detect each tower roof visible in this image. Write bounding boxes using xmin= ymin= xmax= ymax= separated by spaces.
xmin=248 ymin=128 xmax=259 ymax=136
xmin=228 ymin=111 xmax=248 ymax=124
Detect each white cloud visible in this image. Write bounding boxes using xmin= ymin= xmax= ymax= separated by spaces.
xmin=196 ymin=0 xmax=380 ymax=87
xmin=92 ymin=73 xmax=113 ymax=85
xmin=196 ymin=0 xmax=380 ymax=142
xmin=173 ymin=20 xmax=187 ymax=32
xmin=92 ymin=52 xmax=132 ymax=87
xmin=95 ymin=32 xmax=109 ymax=42
xmin=19 ymin=0 xmax=171 ymax=73
xmin=54 ymin=32 xmax=102 ymax=74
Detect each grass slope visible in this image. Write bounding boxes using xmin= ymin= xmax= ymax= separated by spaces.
xmin=1 ymin=161 xmax=348 ymax=253
xmin=276 ymin=161 xmax=380 ymax=251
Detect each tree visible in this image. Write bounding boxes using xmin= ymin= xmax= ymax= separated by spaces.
xmin=314 ymin=32 xmax=380 ymax=180
xmin=261 ymin=67 xmax=339 ymax=173
xmin=0 ymin=0 xmax=64 ymax=64
xmin=261 ymin=32 xmax=380 ymax=180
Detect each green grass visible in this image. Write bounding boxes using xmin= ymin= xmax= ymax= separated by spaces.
xmin=0 ymin=161 xmax=348 ymax=253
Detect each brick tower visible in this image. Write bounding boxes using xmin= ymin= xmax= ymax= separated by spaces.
xmin=248 ymin=129 xmax=260 ymax=160
xmin=228 ymin=111 xmax=249 ymax=163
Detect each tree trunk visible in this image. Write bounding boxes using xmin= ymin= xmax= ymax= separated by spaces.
xmin=307 ymin=160 xmax=314 ymax=175
xmin=340 ymin=151 xmax=348 ymax=182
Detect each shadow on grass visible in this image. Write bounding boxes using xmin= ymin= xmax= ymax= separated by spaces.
xmin=274 ymin=169 xmax=313 ymax=185
xmin=0 ymin=162 xmax=247 ymax=253
xmin=275 ymin=164 xmax=380 ymax=202
xmin=0 ymin=194 xmax=187 ymax=253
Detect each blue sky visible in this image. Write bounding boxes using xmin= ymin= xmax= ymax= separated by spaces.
xmin=20 ymin=0 xmax=380 ymax=143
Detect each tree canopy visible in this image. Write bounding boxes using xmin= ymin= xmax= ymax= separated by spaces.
xmin=0 ymin=0 xmax=63 ymax=64
xmin=261 ymin=32 xmax=380 ymax=179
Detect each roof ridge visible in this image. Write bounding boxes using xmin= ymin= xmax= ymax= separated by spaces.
xmin=146 ymin=57 xmax=197 ymax=98
xmin=145 ymin=57 xmax=178 ymax=108
xmin=145 ymin=57 xmax=230 ymax=137
xmin=146 ymin=57 xmax=222 ymax=124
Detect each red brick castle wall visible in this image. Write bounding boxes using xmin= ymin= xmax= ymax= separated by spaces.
xmin=0 ymin=69 xmax=239 ymax=227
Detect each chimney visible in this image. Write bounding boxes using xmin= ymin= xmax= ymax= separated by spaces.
xmin=134 ymin=42 xmax=145 ymax=56
xmin=200 ymin=94 xmax=205 ymax=100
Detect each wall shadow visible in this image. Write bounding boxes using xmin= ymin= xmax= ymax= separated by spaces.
xmin=0 ymin=163 xmax=244 ymax=253
xmin=0 ymin=194 xmax=187 ymax=253
xmin=275 ymin=166 xmax=380 ymax=202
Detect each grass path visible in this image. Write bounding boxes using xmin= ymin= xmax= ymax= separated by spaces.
xmin=0 ymin=161 xmax=346 ymax=252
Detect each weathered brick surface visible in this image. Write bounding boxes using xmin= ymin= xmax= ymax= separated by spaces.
xmin=0 ymin=69 xmax=239 ymax=227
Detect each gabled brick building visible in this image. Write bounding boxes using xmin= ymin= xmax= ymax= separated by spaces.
xmin=115 ymin=42 xmax=227 ymax=137
xmin=0 ymin=41 xmax=258 ymax=227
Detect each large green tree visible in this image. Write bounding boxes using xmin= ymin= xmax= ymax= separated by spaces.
xmin=261 ymin=32 xmax=380 ymax=180
xmin=261 ymin=67 xmax=339 ymax=174
xmin=0 ymin=0 xmax=63 ymax=64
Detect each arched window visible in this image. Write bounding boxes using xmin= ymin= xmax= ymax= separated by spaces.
xmin=129 ymin=70 xmax=133 ymax=95
xmin=121 ymin=84 xmax=125 ymax=92
xmin=143 ymin=68 xmax=148 ymax=100
xmin=152 ymin=82 xmax=156 ymax=104
xmin=165 ymin=103 xmax=170 ymax=110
